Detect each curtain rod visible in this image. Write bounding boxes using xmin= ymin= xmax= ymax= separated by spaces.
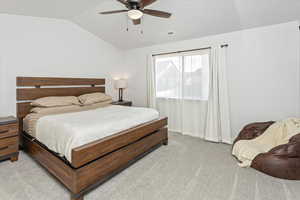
xmin=152 ymin=47 xmax=211 ymax=57
xmin=152 ymin=44 xmax=229 ymax=57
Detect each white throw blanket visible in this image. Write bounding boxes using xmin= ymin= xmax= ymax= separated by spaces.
xmin=232 ymin=118 xmax=300 ymax=167
xmin=35 ymin=105 xmax=159 ymax=162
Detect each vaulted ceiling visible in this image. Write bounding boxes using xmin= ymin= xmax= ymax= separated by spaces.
xmin=0 ymin=0 xmax=299 ymax=49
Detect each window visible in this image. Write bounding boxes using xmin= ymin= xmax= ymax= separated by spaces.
xmin=154 ymin=49 xmax=210 ymax=100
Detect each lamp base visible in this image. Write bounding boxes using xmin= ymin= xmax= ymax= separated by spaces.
xmin=118 ymin=88 xmax=124 ymax=102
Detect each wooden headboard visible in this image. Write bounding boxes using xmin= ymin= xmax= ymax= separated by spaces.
xmin=16 ymin=77 xmax=105 ymax=132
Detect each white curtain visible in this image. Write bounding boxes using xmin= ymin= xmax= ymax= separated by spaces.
xmin=147 ymin=46 xmax=231 ymax=143
xmin=147 ymin=55 xmax=156 ymax=108
xmin=204 ymin=46 xmax=232 ymax=143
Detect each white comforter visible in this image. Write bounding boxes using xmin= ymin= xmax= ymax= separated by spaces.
xmin=35 ymin=105 xmax=159 ymax=162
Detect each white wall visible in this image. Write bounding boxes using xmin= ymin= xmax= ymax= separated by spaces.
xmin=0 ymin=14 xmax=299 ymax=139
xmin=123 ymin=21 xmax=300 ymax=137
xmin=0 ymin=14 xmax=126 ymax=116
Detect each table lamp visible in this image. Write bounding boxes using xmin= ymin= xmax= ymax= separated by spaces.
xmin=114 ymin=79 xmax=128 ymax=102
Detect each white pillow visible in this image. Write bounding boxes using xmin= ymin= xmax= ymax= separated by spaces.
xmin=30 ymin=105 xmax=81 ymax=114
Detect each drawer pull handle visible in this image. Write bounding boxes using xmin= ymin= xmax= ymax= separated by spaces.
xmin=0 ymin=130 xmax=9 ymax=134
xmin=0 ymin=146 xmax=8 ymax=151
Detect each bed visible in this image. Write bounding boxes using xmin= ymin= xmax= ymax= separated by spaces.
xmin=16 ymin=77 xmax=168 ymax=200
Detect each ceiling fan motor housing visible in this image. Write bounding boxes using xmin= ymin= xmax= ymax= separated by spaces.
xmin=128 ymin=1 xmax=141 ymax=10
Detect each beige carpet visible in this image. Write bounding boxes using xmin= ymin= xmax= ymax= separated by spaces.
xmin=1 ymin=133 xmax=300 ymax=200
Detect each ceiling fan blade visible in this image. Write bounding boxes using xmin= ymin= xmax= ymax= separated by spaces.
xmin=140 ymin=0 xmax=157 ymax=8
xmin=116 ymin=0 xmax=128 ymax=6
xmin=133 ymin=19 xmax=141 ymax=25
xmin=143 ymin=9 xmax=172 ymax=18
xmin=99 ymin=10 xmax=128 ymax=14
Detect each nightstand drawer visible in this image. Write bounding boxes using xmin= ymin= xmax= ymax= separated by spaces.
xmin=0 ymin=124 xmax=18 ymax=139
xmin=0 ymin=137 xmax=18 ymax=157
xmin=0 ymin=144 xmax=18 ymax=157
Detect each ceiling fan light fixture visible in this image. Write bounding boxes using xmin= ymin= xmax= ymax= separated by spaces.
xmin=128 ymin=9 xmax=143 ymax=20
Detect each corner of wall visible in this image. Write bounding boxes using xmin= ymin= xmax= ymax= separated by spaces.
xmin=69 ymin=20 xmax=123 ymax=51
xmin=0 ymin=56 xmax=3 ymax=116
xmin=298 ymin=20 xmax=300 ymax=116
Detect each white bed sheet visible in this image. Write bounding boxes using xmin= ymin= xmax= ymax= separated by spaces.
xmin=34 ymin=105 xmax=159 ymax=162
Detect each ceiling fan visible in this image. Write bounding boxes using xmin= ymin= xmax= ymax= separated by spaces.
xmin=99 ymin=0 xmax=172 ymax=25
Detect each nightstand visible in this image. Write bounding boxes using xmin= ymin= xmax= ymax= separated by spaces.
xmin=0 ymin=116 xmax=19 ymax=162
xmin=112 ymin=101 xmax=132 ymax=107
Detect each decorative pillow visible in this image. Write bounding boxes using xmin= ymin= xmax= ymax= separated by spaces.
xmin=30 ymin=105 xmax=81 ymax=114
xmin=81 ymin=100 xmax=113 ymax=109
xmin=78 ymin=92 xmax=112 ymax=105
xmin=31 ymin=96 xmax=80 ymax=107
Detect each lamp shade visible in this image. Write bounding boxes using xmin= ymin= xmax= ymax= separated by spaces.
xmin=114 ymin=79 xmax=128 ymax=89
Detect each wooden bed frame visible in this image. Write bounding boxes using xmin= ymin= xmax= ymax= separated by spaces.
xmin=16 ymin=77 xmax=168 ymax=200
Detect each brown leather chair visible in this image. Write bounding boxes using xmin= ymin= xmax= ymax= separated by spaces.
xmin=234 ymin=121 xmax=300 ymax=180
